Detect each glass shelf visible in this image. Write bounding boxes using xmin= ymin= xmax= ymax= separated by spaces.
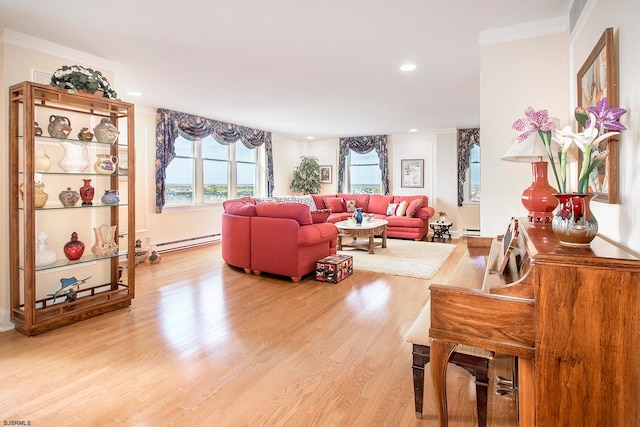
xmin=25 ymin=251 xmax=129 ymax=272
xmin=20 ymin=134 xmax=128 ymax=147
xmin=18 ymin=203 xmax=128 ymax=211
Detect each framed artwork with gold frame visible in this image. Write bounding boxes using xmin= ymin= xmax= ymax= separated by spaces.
xmin=576 ymin=27 xmax=617 ymax=204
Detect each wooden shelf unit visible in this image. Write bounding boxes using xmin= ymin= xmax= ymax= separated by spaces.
xmin=9 ymin=81 xmax=136 ymax=336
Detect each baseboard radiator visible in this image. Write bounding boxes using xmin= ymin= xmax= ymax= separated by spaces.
xmin=462 ymin=228 xmax=481 ymax=237
xmin=155 ymin=234 xmax=221 ymax=253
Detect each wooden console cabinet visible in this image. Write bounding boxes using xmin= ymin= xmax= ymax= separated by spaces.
xmin=9 ymin=81 xmax=136 ymax=336
xmin=429 ymin=220 xmax=640 ymax=426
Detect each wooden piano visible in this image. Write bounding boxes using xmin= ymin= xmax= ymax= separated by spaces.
xmin=429 ymin=218 xmax=640 ymax=426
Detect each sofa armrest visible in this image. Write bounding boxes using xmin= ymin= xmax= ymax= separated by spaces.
xmin=415 ymin=206 xmax=435 ymax=220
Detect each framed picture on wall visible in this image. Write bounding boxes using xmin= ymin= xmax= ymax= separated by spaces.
xmin=401 ymin=159 xmax=424 ymax=188
xmin=576 ymin=27 xmax=618 ymax=204
xmin=319 ymin=165 xmax=332 ymax=183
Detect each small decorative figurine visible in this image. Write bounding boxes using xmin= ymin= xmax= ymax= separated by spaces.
xmin=148 ymin=250 xmax=161 ymax=264
xmin=47 ymin=276 xmax=91 ymax=303
xmin=78 ymin=127 xmax=94 ymax=141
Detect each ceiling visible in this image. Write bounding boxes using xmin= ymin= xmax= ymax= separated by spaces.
xmin=0 ymin=0 xmax=571 ymax=139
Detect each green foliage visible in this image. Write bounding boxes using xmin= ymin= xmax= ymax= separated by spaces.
xmin=290 ymin=156 xmax=321 ymax=194
xmin=50 ymin=65 xmax=119 ymax=99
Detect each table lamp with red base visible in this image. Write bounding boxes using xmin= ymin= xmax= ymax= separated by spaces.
xmin=502 ymin=133 xmax=558 ymax=225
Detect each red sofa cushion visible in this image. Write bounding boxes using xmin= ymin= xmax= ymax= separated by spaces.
xmin=223 ymin=200 xmax=257 ymax=216
xmin=324 ymin=197 xmax=346 ymax=213
xmin=312 ymin=194 xmax=332 ymax=210
xmin=255 ymin=203 xmax=312 ymax=225
xmin=368 ymin=195 xmax=394 ymax=214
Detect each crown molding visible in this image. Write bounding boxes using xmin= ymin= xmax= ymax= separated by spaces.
xmin=479 ymin=16 xmax=569 ymax=46
xmin=1 ymin=28 xmax=116 ymax=72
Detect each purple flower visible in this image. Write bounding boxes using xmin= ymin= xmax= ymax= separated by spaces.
xmin=512 ymin=107 xmax=556 ymax=142
xmin=586 ymin=97 xmax=627 ymax=131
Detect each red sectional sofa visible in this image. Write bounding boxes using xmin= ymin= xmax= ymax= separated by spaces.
xmin=221 ymin=198 xmax=339 ymax=282
xmin=311 ymin=194 xmax=435 ymax=241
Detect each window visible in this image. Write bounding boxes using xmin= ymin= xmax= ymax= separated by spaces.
xmin=348 ymin=150 xmax=381 ymax=194
xmin=165 ymin=135 xmax=260 ymax=206
xmin=465 ymin=144 xmax=480 ymax=203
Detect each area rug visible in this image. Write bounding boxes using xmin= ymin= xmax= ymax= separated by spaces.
xmin=338 ymin=239 xmax=455 ymax=279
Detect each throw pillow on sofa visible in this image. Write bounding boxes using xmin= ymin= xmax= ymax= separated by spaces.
xmin=345 ymin=199 xmax=356 ymax=213
xmin=324 ymin=197 xmax=346 ymax=213
xmin=395 ymin=200 xmax=409 ymax=216
xmin=386 ymin=203 xmax=398 ymax=216
xmin=406 ymin=199 xmax=423 ymax=217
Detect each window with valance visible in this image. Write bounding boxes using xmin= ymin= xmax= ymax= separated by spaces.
xmin=338 ymin=135 xmax=390 ymax=194
xmin=155 ymin=108 xmax=274 ymax=213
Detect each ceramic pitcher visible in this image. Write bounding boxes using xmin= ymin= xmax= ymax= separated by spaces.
xmin=58 ymin=141 xmax=89 ymax=173
xmin=94 ymin=154 xmax=118 ymax=174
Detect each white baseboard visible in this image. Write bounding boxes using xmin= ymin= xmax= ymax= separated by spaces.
xmin=154 ymin=234 xmax=221 ymax=253
xmin=0 ymin=308 xmax=15 ymax=332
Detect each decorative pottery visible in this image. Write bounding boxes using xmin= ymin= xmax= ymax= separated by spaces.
xmin=437 ymin=212 xmax=449 ymax=223
xmin=80 ymin=179 xmax=95 ymax=206
xmin=134 ymin=239 xmax=148 ymax=264
xmin=35 ymin=150 xmax=51 ymax=172
xmin=58 ymin=140 xmax=89 ymax=173
xmin=63 ymin=232 xmax=85 ymax=260
xmin=91 ymin=224 xmax=118 ymax=257
xmin=93 ymin=118 xmax=119 ymax=144
xmin=35 ymin=230 xmax=58 ymax=267
xmin=148 ymin=250 xmax=161 ymax=264
xmin=34 ymin=182 xmax=48 ymax=208
xmin=78 ymin=127 xmax=94 ymax=141
xmin=101 ymin=189 xmax=120 ymax=205
xmin=94 ymin=154 xmax=118 ymax=174
xmin=353 ymin=207 xmax=363 ymax=225
xmin=47 ymin=115 xmax=72 ymax=139
xmin=34 ymin=122 xmax=43 ymax=137
xmin=59 ymin=187 xmax=80 ymax=207
xmin=551 ymin=193 xmax=598 ymax=246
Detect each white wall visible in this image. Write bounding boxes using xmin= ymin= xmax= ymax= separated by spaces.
xmin=570 ymin=0 xmax=640 ymax=253
xmin=479 ymin=31 xmax=569 ymax=237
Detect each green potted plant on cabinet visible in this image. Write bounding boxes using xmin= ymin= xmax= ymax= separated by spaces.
xmin=291 ymin=156 xmax=321 ymax=194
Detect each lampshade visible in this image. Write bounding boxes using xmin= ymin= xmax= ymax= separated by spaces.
xmin=501 ymin=132 xmax=549 ymax=162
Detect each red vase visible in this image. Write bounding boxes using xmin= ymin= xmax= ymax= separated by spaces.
xmin=64 ymin=232 xmax=85 ymax=260
xmin=551 ymin=193 xmax=598 ymax=246
xmin=80 ymin=179 xmax=94 ymax=206
xmin=521 ymin=161 xmax=558 ymax=225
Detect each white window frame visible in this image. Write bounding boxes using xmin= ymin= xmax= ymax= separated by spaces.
xmin=164 ymin=136 xmax=264 ymax=209
xmin=346 ymin=150 xmax=382 ymax=194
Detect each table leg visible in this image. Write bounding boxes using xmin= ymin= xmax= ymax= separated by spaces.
xmin=382 ymin=227 xmax=387 ymax=248
xmin=368 ymin=234 xmax=374 ymax=254
xmin=337 ymin=235 xmax=343 ymax=250
xmin=430 ymin=339 xmax=457 ymax=427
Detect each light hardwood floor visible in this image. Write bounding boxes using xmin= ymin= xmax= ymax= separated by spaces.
xmin=0 ymin=238 xmax=517 ymax=426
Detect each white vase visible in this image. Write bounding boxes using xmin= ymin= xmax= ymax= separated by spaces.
xmin=35 ymin=230 xmax=58 ymax=267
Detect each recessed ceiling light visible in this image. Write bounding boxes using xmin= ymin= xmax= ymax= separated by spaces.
xmin=409 ymin=128 xmax=418 ymax=132
xmin=127 ymin=91 xmax=142 ymax=97
xmin=306 ymin=136 xmax=314 ymax=140
xmin=400 ymin=63 xmax=417 ymax=72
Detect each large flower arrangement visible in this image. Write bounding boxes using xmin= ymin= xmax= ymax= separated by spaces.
xmin=512 ymin=98 xmax=626 ymax=194
xmin=50 ymin=65 xmax=118 ymax=99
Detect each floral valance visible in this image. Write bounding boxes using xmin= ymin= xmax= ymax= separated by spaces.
xmin=457 ymin=128 xmax=480 ymax=206
xmin=155 ymin=108 xmax=274 ymax=212
xmin=337 ymin=135 xmax=389 ymax=194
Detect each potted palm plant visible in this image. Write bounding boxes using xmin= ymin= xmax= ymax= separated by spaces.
xmin=290 ymin=156 xmax=321 ymax=194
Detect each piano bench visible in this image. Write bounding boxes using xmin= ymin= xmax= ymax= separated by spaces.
xmin=406 ymin=301 xmax=494 ymax=426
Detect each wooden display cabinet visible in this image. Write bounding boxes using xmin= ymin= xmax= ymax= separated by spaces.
xmin=9 ymin=81 xmax=135 ymax=336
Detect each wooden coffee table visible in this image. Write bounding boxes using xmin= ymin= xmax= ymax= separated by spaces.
xmin=335 ymin=219 xmax=388 ymax=254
